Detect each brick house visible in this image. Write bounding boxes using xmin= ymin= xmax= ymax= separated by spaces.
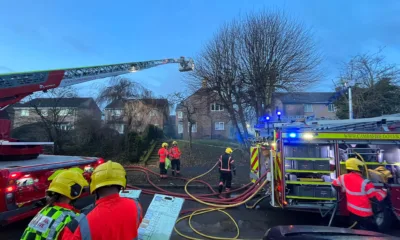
xmin=104 ymin=98 xmax=170 ymax=134
xmin=12 ymin=98 xmax=102 ymax=129
xmin=175 ymin=83 xmax=235 ymax=140
xmin=273 ymin=92 xmax=337 ymax=121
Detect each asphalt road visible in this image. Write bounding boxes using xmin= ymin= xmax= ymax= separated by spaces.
xmin=1 ymin=189 xmax=400 ymax=240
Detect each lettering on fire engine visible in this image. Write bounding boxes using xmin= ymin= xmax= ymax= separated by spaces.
xmin=342 ymin=133 xmax=400 ymax=140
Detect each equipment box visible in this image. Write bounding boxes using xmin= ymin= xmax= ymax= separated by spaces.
xmin=285 ymin=160 xmax=293 ymax=169
xmin=285 ymin=145 xmax=322 ymax=158
xmin=293 ymin=160 xmax=313 ymax=170
xmin=293 ymin=185 xmax=314 ymax=197
xmin=314 ymin=186 xmax=334 ymax=198
xmin=313 ymin=161 xmax=331 ymax=171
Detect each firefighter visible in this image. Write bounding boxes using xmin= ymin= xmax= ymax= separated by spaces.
xmin=61 ymin=161 xmax=143 ymax=240
xmin=169 ymin=141 xmax=182 ymax=176
xmin=218 ymin=147 xmax=236 ymax=193
xmin=158 ymin=142 xmax=169 ymax=178
xmin=332 ymin=158 xmax=387 ymax=231
xmin=21 ymin=170 xmax=88 ymax=240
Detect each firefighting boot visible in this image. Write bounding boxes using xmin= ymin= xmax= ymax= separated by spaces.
xmin=172 ymin=171 xmax=175 ymax=176
xmin=218 ymin=183 xmax=223 ymax=193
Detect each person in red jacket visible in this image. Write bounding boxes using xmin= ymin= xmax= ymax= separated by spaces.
xmin=158 ymin=142 xmax=169 ymax=178
xmin=332 ymin=158 xmax=387 ymax=231
xmin=61 ymin=161 xmax=143 ymax=240
xmin=169 ymin=141 xmax=182 ymax=176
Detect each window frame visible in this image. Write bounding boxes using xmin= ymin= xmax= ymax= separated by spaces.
xmin=178 ymin=122 xmax=183 ymax=134
xmin=210 ymin=103 xmax=224 ymax=112
xmin=188 ymin=122 xmax=197 ymax=133
xmin=328 ymin=104 xmax=336 ymax=112
xmin=177 ymin=111 xmax=183 ymax=119
xmin=304 ymin=104 xmax=313 ymax=113
xmin=58 ymin=109 xmax=70 ymax=116
xmin=20 ymin=109 xmax=30 ymax=117
xmin=215 ymin=122 xmax=225 ymax=131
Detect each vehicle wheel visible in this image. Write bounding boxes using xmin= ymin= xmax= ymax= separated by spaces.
xmin=375 ymin=206 xmax=393 ymax=231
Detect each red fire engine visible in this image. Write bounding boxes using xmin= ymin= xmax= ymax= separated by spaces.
xmin=251 ymin=116 xmax=400 ymax=231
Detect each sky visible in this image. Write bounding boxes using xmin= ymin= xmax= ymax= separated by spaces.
xmin=1 ymin=0 xmax=399 ymax=100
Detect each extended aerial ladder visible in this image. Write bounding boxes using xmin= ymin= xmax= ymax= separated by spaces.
xmin=0 ymin=57 xmax=194 ymax=158
xmin=0 ymin=57 xmax=194 ymax=110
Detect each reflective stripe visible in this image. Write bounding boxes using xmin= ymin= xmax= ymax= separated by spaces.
xmin=220 ymin=156 xmax=232 ymax=171
xmin=74 ymin=214 xmax=92 ymax=240
xmin=340 ymin=175 xmax=365 ymax=196
xmin=132 ymin=199 xmax=141 ymax=228
xmin=347 ymin=202 xmax=373 ymax=213
xmin=46 ymin=211 xmax=76 ymax=240
xmin=361 ymin=179 xmax=370 ymax=194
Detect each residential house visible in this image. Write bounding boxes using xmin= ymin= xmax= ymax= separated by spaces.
xmin=12 ymin=98 xmax=102 ymax=129
xmin=273 ymin=92 xmax=337 ymax=121
xmin=175 ymin=82 xmax=235 ymax=140
xmin=104 ymin=98 xmax=170 ymax=134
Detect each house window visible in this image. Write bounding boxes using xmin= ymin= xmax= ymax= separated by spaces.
xmin=188 ymin=122 xmax=197 ymax=133
xmin=177 ymin=111 xmax=183 ymax=119
xmin=215 ymin=122 xmax=225 ymax=131
xmin=59 ymin=124 xmax=70 ymax=131
xmin=114 ymin=124 xmax=124 ymax=134
xmin=210 ymin=103 xmax=224 ymax=111
xmin=178 ymin=122 xmax=183 ymax=134
xmin=59 ymin=109 xmax=69 ymax=116
xmin=112 ymin=109 xmax=122 ymax=116
xmin=304 ymin=104 xmax=313 ymax=113
xmin=21 ymin=109 xmax=29 ymax=117
xmin=328 ymin=104 xmax=336 ymax=112
xmin=41 ymin=109 xmax=48 ymax=116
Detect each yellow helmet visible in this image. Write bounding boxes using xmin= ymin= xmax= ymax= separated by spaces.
xmin=345 ymin=158 xmax=365 ymax=172
xmin=90 ymin=161 xmax=126 ymax=194
xmin=47 ymin=170 xmax=89 ymax=200
xmin=162 ymin=142 xmax=168 ymax=148
xmin=172 ymin=141 xmax=178 ymax=145
xmin=225 ymin=147 xmax=233 ymax=154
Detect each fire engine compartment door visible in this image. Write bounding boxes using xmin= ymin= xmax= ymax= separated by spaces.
xmin=138 ymin=194 xmax=184 ymax=240
xmin=250 ymin=147 xmax=260 ymax=183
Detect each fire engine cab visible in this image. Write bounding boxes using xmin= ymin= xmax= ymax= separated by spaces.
xmin=251 ymin=115 xmax=400 ymax=230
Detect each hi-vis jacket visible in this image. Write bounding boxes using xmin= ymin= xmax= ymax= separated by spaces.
xmin=158 ymin=148 xmax=169 ymax=163
xmin=61 ymin=193 xmax=143 ymax=240
xmin=218 ymin=154 xmax=236 ymax=172
xmin=169 ymin=146 xmax=181 ymax=160
xmin=21 ymin=203 xmax=78 ymax=240
xmin=332 ymin=172 xmax=387 ymax=217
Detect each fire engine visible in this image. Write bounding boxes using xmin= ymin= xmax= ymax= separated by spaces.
xmin=250 ymin=115 xmax=400 ymax=230
xmin=0 ymin=57 xmax=194 ymax=225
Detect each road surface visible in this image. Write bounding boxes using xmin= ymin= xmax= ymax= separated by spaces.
xmin=1 ymin=189 xmax=399 ymax=239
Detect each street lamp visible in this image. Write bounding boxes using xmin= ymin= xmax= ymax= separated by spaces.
xmin=276 ymin=110 xmax=282 ymax=121
xmin=265 ymin=116 xmax=270 ymax=137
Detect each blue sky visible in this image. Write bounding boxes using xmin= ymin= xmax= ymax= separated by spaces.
xmin=1 ymin=0 xmax=399 ymax=99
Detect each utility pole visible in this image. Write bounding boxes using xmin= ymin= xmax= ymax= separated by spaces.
xmin=344 ymin=82 xmax=353 ymax=120
xmin=348 ymin=86 xmax=353 ymax=120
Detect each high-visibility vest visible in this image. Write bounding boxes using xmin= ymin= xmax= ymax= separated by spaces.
xmin=21 ymin=205 xmax=77 ymax=240
xmin=219 ymin=154 xmax=234 ymax=172
xmin=158 ymin=148 xmax=168 ymax=162
xmin=170 ymin=147 xmax=181 ymax=159
xmin=333 ymin=172 xmax=387 ymax=217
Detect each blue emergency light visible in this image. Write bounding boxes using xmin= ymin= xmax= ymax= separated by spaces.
xmin=289 ymin=132 xmax=297 ymax=138
xmin=277 ymin=111 xmax=281 ymax=116
xmin=265 ymin=116 xmax=270 ymax=121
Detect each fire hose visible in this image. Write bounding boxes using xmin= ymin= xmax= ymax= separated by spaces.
xmin=124 ymin=162 xmax=269 ymax=240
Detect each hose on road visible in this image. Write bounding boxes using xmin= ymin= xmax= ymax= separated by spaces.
xmin=124 ymin=163 xmax=269 ymax=240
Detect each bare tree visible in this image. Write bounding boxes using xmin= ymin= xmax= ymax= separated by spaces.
xmin=192 ymin=10 xmax=320 ymax=143
xmin=28 ymin=87 xmax=77 ymax=154
xmin=334 ymin=50 xmax=400 ymax=118
xmin=98 ymin=76 xmax=155 ymax=132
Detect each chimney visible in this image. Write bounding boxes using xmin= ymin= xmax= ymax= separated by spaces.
xmin=202 ymin=78 xmax=207 ymax=88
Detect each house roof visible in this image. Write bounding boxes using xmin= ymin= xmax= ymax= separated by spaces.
xmin=175 ymin=88 xmax=215 ymax=110
xmin=105 ymin=98 xmax=169 ymax=109
xmin=13 ymin=98 xmax=97 ymax=108
xmin=274 ymin=92 xmax=335 ymax=104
